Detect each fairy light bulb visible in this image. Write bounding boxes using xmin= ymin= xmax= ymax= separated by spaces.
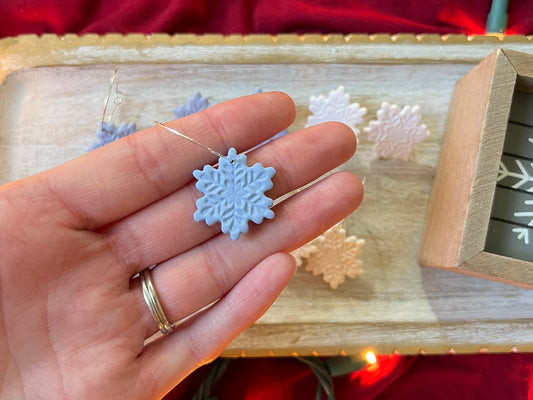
xmin=365 ymin=351 xmax=377 ymax=365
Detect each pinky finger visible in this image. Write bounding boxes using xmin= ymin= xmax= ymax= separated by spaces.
xmin=138 ymin=252 xmax=297 ymax=397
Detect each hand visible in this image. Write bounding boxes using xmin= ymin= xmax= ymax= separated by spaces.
xmin=0 ymin=92 xmax=363 ymax=399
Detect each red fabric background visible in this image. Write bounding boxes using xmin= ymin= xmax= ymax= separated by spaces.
xmin=166 ymin=354 xmax=533 ymax=399
xmin=1 ymin=0 xmax=533 ymax=399
xmin=0 ymin=0 xmax=533 ymax=37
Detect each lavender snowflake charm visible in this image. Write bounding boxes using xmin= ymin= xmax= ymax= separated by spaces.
xmin=173 ymin=92 xmax=211 ymax=119
xmin=87 ymin=121 xmax=136 ymax=151
xmin=193 ymin=148 xmax=276 ymax=240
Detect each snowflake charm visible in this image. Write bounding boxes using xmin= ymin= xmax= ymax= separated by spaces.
xmin=87 ymin=121 xmax=136 ymax=151
xmin=193 ymin=148 xmax=276 ymax=240
xmin=291 ymin=242 xmax=318 ymax=267
xmin=305 ymin=223 xmax=365 ymax=289
xmin=364 ymin=102 xmax=430 ymax=161
xmin=173 ymin=92 xmax=211 ymax=119
xmin=306 ymin=86 xmax=367 ymax=135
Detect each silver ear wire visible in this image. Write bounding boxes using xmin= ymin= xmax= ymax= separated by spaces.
xmin=102 ymin=69 xmax=122 ymax=124
xmin=154 ymin=121 xmax=225 ymax=159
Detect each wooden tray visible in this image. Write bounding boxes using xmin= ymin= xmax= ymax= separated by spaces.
xmin=1 ymin=34 xmax=533 ymax=357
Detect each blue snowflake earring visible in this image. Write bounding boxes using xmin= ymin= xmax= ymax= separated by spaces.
xmin=172 ymin=92 xmax=212 ymax=119
xmin=155 ymin=122 xmax=276 ymax=240
xmin=87 ymin=69 xmax=136 ymax=151
xmin=87 ymin=121 xmax=136 ymax=151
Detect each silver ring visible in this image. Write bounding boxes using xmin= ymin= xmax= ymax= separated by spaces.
xmin=140 ymin=268 xmax=175 ymax=335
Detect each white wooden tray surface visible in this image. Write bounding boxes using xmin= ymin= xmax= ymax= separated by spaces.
xmin=1 ymin=34 xmax=532 ymax=357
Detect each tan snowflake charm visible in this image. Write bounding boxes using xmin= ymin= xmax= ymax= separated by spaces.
xmin=291 ymin=242 xmax=318 ymax=267
xmin=305 ymin=224 xmax=365 ymax=289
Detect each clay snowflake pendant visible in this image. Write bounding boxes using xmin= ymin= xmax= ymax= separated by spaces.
xmin=305 ymin=224 xmax=365 ymax=289
xmin=306 ymin=86 xmax=367 ymax=135
xmin=193 ymin=148 xmax=276 ymax=240
xmin=291 ymin=242 xmax=318 ymax=267
xmin=87 ymin=121 xmax=136 ymax=151
xmin=173 ymin=92 xmax=211 ymax=119
xmin=364 ymin=102 xmax=430 ymax=161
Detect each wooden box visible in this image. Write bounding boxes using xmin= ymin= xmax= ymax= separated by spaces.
xmin=419 ymin=49 xmax=533 ymax=287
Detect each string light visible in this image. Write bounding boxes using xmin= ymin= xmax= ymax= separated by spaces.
xmin=365 ymin=351 xmax=377 ymax=365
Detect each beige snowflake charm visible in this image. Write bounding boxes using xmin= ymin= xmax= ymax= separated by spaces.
xmin=291 ymin=242 xmax=318 ymax=267
xmin=305 ymin=224 xmax=365 ymax=289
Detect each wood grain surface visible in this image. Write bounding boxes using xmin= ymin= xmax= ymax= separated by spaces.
xmin=1 ymin=34 xmax=532 ymax=357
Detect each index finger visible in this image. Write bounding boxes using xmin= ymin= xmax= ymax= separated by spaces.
xmin=33 ymin=92 xmax=296 ymax=229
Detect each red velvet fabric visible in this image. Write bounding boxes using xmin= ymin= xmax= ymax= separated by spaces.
xmin=1 ymin=0 xmax=533 ymax=398
xmin=166 ymin=354 xmax=533 ymax=399
xmin=0 ymin=0 xmax=532 ymax=37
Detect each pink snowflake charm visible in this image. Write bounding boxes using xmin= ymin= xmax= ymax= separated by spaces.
xmin=306 ymin=86 xmax=367 ymax=136
xmin=364 ymin=102 xmax=430 ymax=161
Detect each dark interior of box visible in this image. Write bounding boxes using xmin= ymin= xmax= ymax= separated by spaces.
xmin=485 ymin=76 xmax=533 ymax=262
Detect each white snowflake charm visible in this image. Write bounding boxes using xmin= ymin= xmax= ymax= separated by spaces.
xmin=364 ymin=102 xmax=430 ymax=161
xmin=306 ymin=86 xmax=367 ymax=135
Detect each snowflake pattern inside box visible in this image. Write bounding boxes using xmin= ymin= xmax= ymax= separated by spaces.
xmin=364 ymin=102 xmax=430 ymax=161
xmin=306 ymin=86 xmax=367 ymax=135
xmin=193 ymin=148 xmax=276 ymax=240
xmin=498 ymin=158 xmax=533 ymax=192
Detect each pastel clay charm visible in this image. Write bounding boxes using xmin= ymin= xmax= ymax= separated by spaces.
xmin=87 ymin=121 xmax=136 ymax=151
xmin=306 ymin=86 xmax=367 ymax=136
xmin=193 ymin=148 xmax=276 ymax=240
xmin=304 ymin=223 xmax=365 ymax=289
xmin=172 ymin=92 xmax=211 ymax=119
xmin=291 ymin=242 xmax=318 ymax=267
xmin=364 ymin=102 xmax=430 ymax=161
